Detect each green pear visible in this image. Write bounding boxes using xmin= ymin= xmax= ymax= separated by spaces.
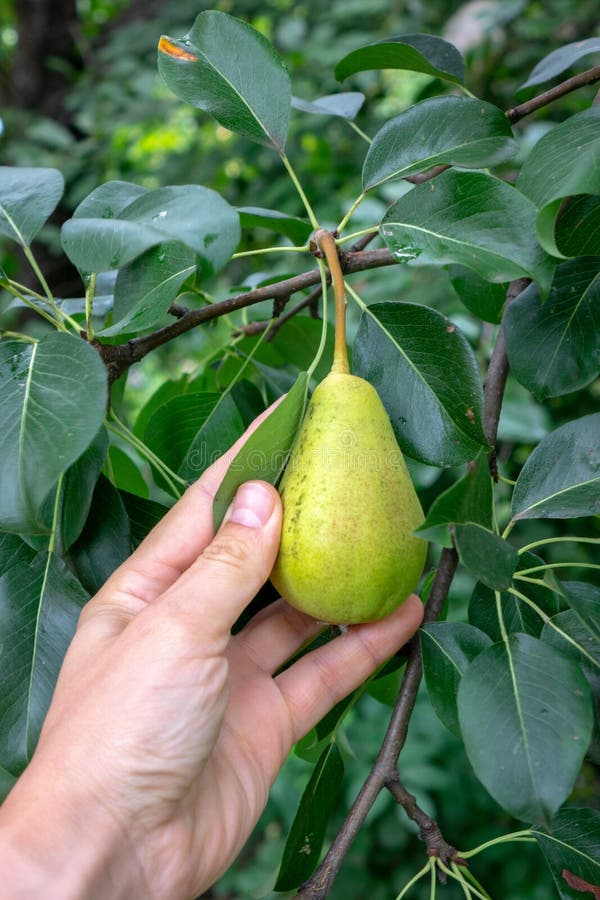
xmin=270 ymin=371 xmax=427 ymax=624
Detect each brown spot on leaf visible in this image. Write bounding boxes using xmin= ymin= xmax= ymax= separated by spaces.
xmin=465 ymin=407 xmax=475 ymax=423
xmin=562 ymin=870 xmax=600 ymax=898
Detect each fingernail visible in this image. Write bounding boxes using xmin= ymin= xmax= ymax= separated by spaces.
xmin=230 ymin=482 xmax=275 ymax=528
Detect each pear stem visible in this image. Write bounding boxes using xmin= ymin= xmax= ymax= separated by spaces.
xmin=314 ymin=229 xmax=350 ymax=375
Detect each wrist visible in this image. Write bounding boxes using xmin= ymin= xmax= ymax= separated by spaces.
xmin=0 ymin=756 xmax=147 ymax=900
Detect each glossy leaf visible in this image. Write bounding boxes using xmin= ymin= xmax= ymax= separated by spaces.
xmin=0 ymin=335 xmax=108 ymax=534
xmin=517 ymin=107 xmax=600 ymax=257
xmin=511 ymin=413 xmax=600 ymax=520
xmin=363 ymin=97 xmax=516 ymax=190
xmin=454 ymin=524 xmax=518 ymax=590
xmin=70 ymin=476 xmax=131 ymax=596
xmin=353 ymin=301 xmax=487 ymax=466
xmin=416 ymin=452 xmax=493 ymax=546
xmin=562 ymin=581 xmax=600 ymax=645
xmin=447 ymin=264 xmax=507 ymax=324
xmin=421 ymin=622 xmax=492 ymax=736
xmin=555 ymin=195 xmax=600 ymax=256
xmin=274 ymin=742 xmax=344 ymax=890
xmin=0 ymin=166 xmax=64 ymax=246
xmin=458 ymin=633 xmax=593 ymax=824
xmin=0 ymin=553 xmax=89 ymax=774
xmin=62 ymin=184 xmax=240 ymax=275
xmin=542 ymin=609 xmax=600 ymax=676
xmin=292 ymin=92 xmax=365 ymax=121
xmin=519 ymin=38 xmax=600 ymax=91
xmin=237 ymin=207 xmax=312 ymax=244
xmin=99 ymin=242 xmax=196 ymax=337
xmin=158 ymin=11 xmax=290 ymax=152
xmin=380 ymin=170 xmax=554 ymax=292
xmin=72 ymin=180 xmax=147 ymax=220
xmin=335 ymin=34 xmax=464 ymax=85
xmin=533 ymin=808 xmax=600 ymax=900
xmin=504 ymin=258 xmax=600 ymax=399
xmin=213 ymin=372 xmax=308 ymax=529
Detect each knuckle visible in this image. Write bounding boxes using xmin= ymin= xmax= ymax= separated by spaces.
xmin=200 ymin=529 xmax=251 ymax=573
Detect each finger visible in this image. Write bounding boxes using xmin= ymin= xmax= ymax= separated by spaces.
xmin=231 ymin=599 xmax=326 ymax=674
xmin=275 ymin=595 xmax=424 ymax=742
xmin=149 ymin=481 xmax=283 ymax=649
xmin=92 ymin=399 xmax=284 ymax=610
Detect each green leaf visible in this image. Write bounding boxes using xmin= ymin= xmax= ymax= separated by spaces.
xmin=106 ymin=445 xmax=149 ymax=499
xmin=0 ymin=764 xmax=16 ymax=802
xmin=72 ymin=180 xmax=147 ymax=219
xmin=511 ymin=413 xmax=600 ymax=520
xmin=533 ymin=808 xmax=600 ymax=900
xmin=70 ymin=476 xmax=131 ymax=596
xmin=98 ymin=242 xmax=196 ymax=338
xmin=458 ymin=634 xmax=593 ymax=824
xmin=562 ymin=581 xmax=600 ymax=645
xmin=542 ymin=609 xmax=600 ymax=675
xmin=447 ymin=264 xmax=507 ymax=324
xmin=0 ymin=166 xmax=64 ymax=246
xmin=213 ymin=372 xmax=309 ymax=529
xmin=335 ymin=34 xmax=464 ymax=85
xmin=519 ymin=38 xmax=600 ymax=91
xmin=62 ymin=184 xmax=240 ymax=275
xmin=517 ymin=107 xmax=600 ymax=257
xmin=0 ymin=533 xmax=36 ymax=577
xmin=237 ymin=206 xmax=312 ymax=244
xmin=416 ymin=452 xmax=493 ymax=546
xmin=353 ymin=301 xmax=487 ymax=466
xmin=504 ymin=258 xmax=600 ymax=400
xmin=555 ymin=195 xmax=600 ymax=256
xmin=421 ymin=622 xmax=492 ymax=736
xmin=292 ymin=92 xmax=365 ymax=121
xmin=271 ymin=317 xmax=337 ymax=387
xmin=0 ymin=553 xmax=89 ymax=774
xmin=120 ymin=491 xmax=170 ymax=551
xmin=0 ymin=335 xmax=108 ymax=533
xmin=454 ymin=524 xmax=518 ymax=590
xmin=469 ymin=552 xmax=562 ymax=641
xmin=363 ymin=97 xmax=516 ymax=191
xmin=381 ymin=170 xmax=554 ymax=293
xmin=158 ymin=11 xmax=291 ymax=152
xmin=274 ymin=743 xmax=344 ymax=890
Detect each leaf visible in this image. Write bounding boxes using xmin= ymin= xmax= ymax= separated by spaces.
xmin=457 ymin=633 xmax=593 ymax=824
xmin=447 ymin=264 xmax=507 ymax=324
xmin=511 ymin=413 xmax=600 ymax=520
xmin=363 ymin=97 xmax=516 ymax=191
xmin=213 ymin=372 xmax=308 ymax=529
xmin=72 ymin=180 xmax=148 ymax=219
xmin=519 ymin=38 xmax=600 ymax=91
xmin=416 ymin=452 xmax=493 ymax=546
xmin=562 ymin=871 xmax=600 ymax=899
xmin=533 ymin=808 xmax=600 ymax=900
xmin=292 ymin=92 xmax=365 ymax=121
xmin=158 ymin=11 xmax=291 ymax=152
xmin=562 ymin=582 xmax=600 ymax=645
xmin=62 ymin=184 xmax=240 ymax=275
xmin=454 ymin=524 xmax=518 ymax=590
xmin=517 ymin=107 xmax=600 ymax=257
xmin=120 ymin=491 xmax=170 ymax=551
xmin=98 ymin=242 xmax=196 ymax=337
xmin=335 ymin=34 xmax=464 ymax=85
xmin=421 ymin=622 xmax=492 ymax=736
xmin=381 ymin=170 xmax=554 ymax=293
xmin=469 ymin=552 xmax=562 ymax=641
xmin=504 ymin=258 xmax=600 ymax=400
xmin=0 ymin=166 xmax=64 ymax=246
xmin=70 ymin=476 xmax=131 ymax=596
xmin=0 ymin=553 xmax=89 ymax=774
xmin=274 ymin=743 xmax=344 ymax=891
xmin=353 ymin=301 xmax=487 ymax=466
xmin=0 ymin=533 xmax=36 ymax=577
xmin=237 ymin=206 xmax=312 ymax=244
xmin=106 ymin=445 xmax=149 ymax=499
xmin=555 ymin=196 xmax=600 ymax=257
xmin=542 ymin=609 xmax=600 ymax=677
xmin=0 ymin=335 xmax=108 ymax=533
xmin=0 ymin=764 xmax=16 ymax=802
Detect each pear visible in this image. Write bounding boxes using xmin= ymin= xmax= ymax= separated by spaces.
xmin=270 ymin=371 xmax=427 ymax=624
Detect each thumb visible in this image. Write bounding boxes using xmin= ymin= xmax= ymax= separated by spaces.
xmin=155 ymin=480 xmax=282 ymax=643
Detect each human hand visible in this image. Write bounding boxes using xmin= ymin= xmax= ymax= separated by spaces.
xmin=0 ymin=412 xmax=424 ymax=900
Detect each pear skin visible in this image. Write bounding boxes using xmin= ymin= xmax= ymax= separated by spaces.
xmin=270 ymin=372 xmax=427 ymax=624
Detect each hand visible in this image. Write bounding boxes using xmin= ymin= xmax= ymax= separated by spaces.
xmin=0 ymin=412 xmax=424 ymax=900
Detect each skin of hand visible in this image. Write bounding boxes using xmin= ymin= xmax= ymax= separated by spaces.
xmin=0 ymin=411 xmax=424 ymax=900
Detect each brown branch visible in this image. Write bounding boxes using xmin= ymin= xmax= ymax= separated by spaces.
xmin=506 ymin=63 xmax=600 ymax=123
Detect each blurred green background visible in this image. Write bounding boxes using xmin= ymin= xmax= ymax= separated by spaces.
xmin=1 ymin=1 xmax=598 ymax=896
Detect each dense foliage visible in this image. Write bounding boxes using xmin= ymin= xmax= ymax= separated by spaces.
xmin=0 ymin=2 xmax=599 ymax=897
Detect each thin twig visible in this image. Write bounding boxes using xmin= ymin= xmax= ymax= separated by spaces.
xmin=506 ymin=63 xmax=600 ymax=123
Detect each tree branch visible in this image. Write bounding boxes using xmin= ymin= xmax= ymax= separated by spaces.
xmin=506 ymin=63 xmax=600 ymax=123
